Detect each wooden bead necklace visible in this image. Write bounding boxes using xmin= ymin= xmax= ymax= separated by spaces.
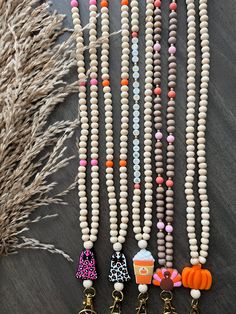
xmin=71 ymin=0 xmax=99 ymax=313
xmin=101 ymin=0 xmax=131 ymax=313
xmin=151 ymin=1 xmax=181 ymax=313
xmin=182 ymin=0 xmax=212 ymax=313
xmin=130 ymin=0 xmax=155 ymax=312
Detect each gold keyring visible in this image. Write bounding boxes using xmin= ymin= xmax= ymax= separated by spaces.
xmin=160 ymin=290 xmax=173 ymax=301
xmin=112 ymin=290 xmax=124 ymax=302
xmin=138 ymin=292 xmax=149 ymax=302
xmin=84 ymin=287 xmax=96 ymax=297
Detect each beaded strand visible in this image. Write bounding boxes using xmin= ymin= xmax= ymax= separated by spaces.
xmin=152 ymin=2 xmax=181 ymax=313
xmin=182 ymin=0 xmax=212 ymax=310
xmin=131 ymin=1 xmax=155 ymax=311
xmin=102 ymin=0 xmax=131 ymax=311
xmin=154 ymin=0 xmax=178 ymax=268
xmin=71 ymin=0 xmax=99 ymax=311
xmin=131 ymin=0 xmax=155 ymax=255
xmin=164 ymin=0 xmax=178 ymax=269
xmin=153 ymin=0 xmax=165 ymax=268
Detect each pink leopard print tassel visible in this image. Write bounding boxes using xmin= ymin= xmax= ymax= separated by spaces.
xmin=76 ymin=249 xmax=97 ymax=280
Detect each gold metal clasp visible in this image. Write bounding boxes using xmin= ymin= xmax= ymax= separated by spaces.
xmin=110 ymin=290 xmax=124 ymax=314
xmin=136 ymin=292 xmax=149 ymax=314
xmin=79 ymin=288 xmax=97 ymax=314
xmin=190 ymin=299 xmax=200 ymax=314
xmin=160 ymin=291 xmax=177 ymax=314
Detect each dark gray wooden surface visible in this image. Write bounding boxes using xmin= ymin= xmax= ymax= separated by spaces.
xmin=0 ymin=0 xmax=236 ymax=313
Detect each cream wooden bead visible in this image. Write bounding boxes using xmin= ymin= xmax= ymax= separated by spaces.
xmin=114 ymin=283 xmax=124 ymax=292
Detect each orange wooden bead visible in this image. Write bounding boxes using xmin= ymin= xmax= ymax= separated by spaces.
xmin=101 ymin=0 xmax=108 ymax=7
xmin=182 ymin=265 xmax=212 ymax=290
xmin=102 ymin=80 xmax=110 ymax=87
xmin=106 ymin=160 xmax=114 ymax=168
xmin=121 ymin=79 xmax=128 ymax=86
xmin=121 ymin=0 xmax=128 ymax=5
xmin=119 ymin=160 xmax=127 ymax=167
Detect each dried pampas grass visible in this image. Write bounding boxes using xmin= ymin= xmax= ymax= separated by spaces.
xmin=0 ymin=0 xmax=80 ymax=261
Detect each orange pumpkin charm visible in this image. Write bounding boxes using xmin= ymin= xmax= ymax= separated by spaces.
xmin=182 ymin=265 xmax=212 ymax=290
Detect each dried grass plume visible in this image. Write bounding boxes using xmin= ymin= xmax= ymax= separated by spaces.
xmin=0 ymin=0 xmax=80 ymax=260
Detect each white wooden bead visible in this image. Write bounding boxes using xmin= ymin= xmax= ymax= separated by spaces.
xmin=114 ymin=283 xmax=124 ymax=292
xmin=190 ymin=289 xmax=201 ymax=299
xmin=191 ymin=258 xmax=199 ymax=265
xmin=83 ymin=280 xmax=93 ymax=289
xmin=84 ymin=241 xmax=93 ymax=250
xmin=113 ymin=242 xmax=122 ymax=252
xmin=138 ymin=240 xmax=148 ymax=249
xmin=138 ymin=284 xmax=148 ymax=294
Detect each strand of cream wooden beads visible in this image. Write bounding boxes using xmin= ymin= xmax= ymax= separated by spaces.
xmin=101 ymin=1 xmax=131 ymax=313
xmin=131 ymin=1 xmax=155 ymax=312
xmin=71 ymin=1 xmax=99 ymax=313
xmin=182 ymin=0 xmax=212 ymax=311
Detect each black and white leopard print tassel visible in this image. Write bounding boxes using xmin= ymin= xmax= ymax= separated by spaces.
xmin=108 ymin=251 xmax=130 ymax=283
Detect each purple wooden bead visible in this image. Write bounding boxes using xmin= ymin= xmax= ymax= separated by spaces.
xmin=157 ymin=221 xmax=165 ymax=230
xmin=169 ymin=46 xmax=176 ymax=54
xmin=154 ymin=43 xmax=161 ymax=52
xmin=165 ymin=225 xmax=173 ymax=233
xmin=167 ymin=135 xmax=175 ymax=143
xmin=155 ymin=131 xmax=163 ymax=140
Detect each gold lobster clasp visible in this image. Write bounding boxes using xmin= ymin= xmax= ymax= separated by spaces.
xmin=160 ymin=291 xmax=177 ymax=314
xmin=79 ymin=288 xmax=97 ymax=314
xmin=190 ymin=299 xmax=200 ymax=314
xmin=136 ymin=292 xmax=149 ymax=314
xmin=109 ymin=290 xmax=124 ymax=314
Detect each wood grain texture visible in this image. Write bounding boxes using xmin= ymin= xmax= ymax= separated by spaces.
xmin=0 ymin=0 xmax=236 ymax=313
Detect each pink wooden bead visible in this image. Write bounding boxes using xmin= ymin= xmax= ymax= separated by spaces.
xmin=71 ymin=0 xmax=78 ymax=7
xmin=80 ymin=160 xmax=87 ymax=167
xmin=91 ymin=159 xmax=98 ymax=166
xmin=89 ymin=0 xmax=97 ymax=5
xmin=134 ymin=183 xmax=140 ymax=189
xmin=156 ymin=177 xmax=164 ymax=185
xmin=90 ymin=79 xmax=98 ymax=85
xmin=166 ymin=179 xmax=174 ymax=187
xmin=79 ymin=81 xmax=86 ymax=86
xmin=169 ymin=3 xmax=177 ymax=11
xmin=154 ymin=0 xmax=161 ymax=7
